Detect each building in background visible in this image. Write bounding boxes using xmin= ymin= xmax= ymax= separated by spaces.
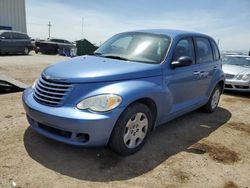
xmin=76 ymin=39 xmax=98 ymax=56
xmin=0 ymin=0 xmax=27 ymax=33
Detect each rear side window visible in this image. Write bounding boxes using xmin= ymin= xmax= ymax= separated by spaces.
xmin=12 ymin=33 xmax=29 ymax=39
xmin=51 ymin=39 xmax=64 ymax=43
xmin=172 ymin=38 xmax=195 ymax=62
xmin=64 ymin=40 xmax=71 ymax=44
xmin=195 ymin=37 xmax=213 ymax=63
xmin=210 ymin=40 xmax=220 ymax=61
xmin=1 ymin=32 xmax=12 ymax=39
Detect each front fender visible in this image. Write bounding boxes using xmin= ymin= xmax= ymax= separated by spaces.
xmin=73 ymin=76 xmax=171 ymax=125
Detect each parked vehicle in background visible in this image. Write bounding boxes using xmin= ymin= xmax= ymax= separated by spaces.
xmin=0 ymin=30 xmax=32 ymax=55
xmin=35 ymin=38 xmax=75 ymax=56
xmin=221 ymin=51 xmax=245 ymax=56
xmin=23 ymin=29 xmax=225 ymax=155
xmin=222 ymin=55 xmax=250 ymax=91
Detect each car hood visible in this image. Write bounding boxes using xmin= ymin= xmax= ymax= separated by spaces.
xmin=222 ymin=64 xmax=250 ymax=75
xmin=43 ymin=55 xmax=162 ymax=83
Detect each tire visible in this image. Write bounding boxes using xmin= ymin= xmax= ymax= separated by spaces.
xmin=109 ymin=103 xmax=153 ymax=155
xmin=202 ymin=85 xmax=221 ymax=113
xmin=35 ymin=48 xmax=39 ymax=54
xmin=24 ymin=47 xmax=29 ymax=55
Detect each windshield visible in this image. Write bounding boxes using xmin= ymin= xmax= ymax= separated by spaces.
xmin=222 ymin=56 xmax=250 ymax=66
xmin=94 ymin=32 xmax=171 ymax=64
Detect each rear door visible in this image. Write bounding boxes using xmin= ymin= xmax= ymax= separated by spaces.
xmin=12 ymin=32 xmax=28 ymax=53
xmin=194 ymin=37 xmax=217 ymax=97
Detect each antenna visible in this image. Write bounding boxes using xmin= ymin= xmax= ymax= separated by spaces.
xmin=48 ymin=21 xmax=52 ymax=39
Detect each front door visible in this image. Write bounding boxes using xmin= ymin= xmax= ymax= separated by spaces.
xmin=165 ymin=37 xmax=204 ymax=114
xmin=1 ymin=32 xmax=13 ymax=53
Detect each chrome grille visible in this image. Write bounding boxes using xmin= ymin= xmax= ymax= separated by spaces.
xmin=225 ymin=73 xmax=235 ymax=79
xmin=33 ymin=76 xmax=72 ymax=106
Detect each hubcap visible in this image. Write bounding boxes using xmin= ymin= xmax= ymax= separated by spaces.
xmin=211 ymin=88 xmax=220 ymax=109
xmin=123 ymin=112 xmax=148 ymax=149
xmin=24 ymin=47 xmax=28 ymax=54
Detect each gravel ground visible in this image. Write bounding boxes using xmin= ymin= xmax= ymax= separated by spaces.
xmin=0 ymin=53 xmax=249 ymax=188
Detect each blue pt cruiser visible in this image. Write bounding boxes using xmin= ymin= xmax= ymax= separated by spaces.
xmin=23 ymin=29 xmax=225 ymax=155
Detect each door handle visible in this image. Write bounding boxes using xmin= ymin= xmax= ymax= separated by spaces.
xmin=193 ymin=71 xmax=201 ymax=75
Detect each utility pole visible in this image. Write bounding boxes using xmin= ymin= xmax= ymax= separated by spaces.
xmin=81 ymin=17 xmax=84 ymax=40
xmin=48 ymin=21 xmax=52 ymax=39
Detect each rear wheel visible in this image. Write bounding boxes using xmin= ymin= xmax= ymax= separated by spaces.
xmin=202 ymin=85 xmax=221 ymax=113
xmin=109 ymin=103 xmax=152 ymax=155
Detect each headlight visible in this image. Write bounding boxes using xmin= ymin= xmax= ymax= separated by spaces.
xmin=236 ymin=73 xmax=250 ymax=81
xmin=242 ymin=74 xmax=250 ymax=81
xmin=76 ymin=94 xmax=122 ymax=112
xmin=32 ymin=79 xmax=37 ymax=89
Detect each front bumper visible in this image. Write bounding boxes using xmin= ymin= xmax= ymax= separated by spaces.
xmin=22 ymin=88 xmax=124 ymax=146
xmin=225 ymin=79 xmax=250 ymax=92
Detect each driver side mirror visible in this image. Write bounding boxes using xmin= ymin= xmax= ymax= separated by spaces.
xmin=171 ymin=56 xmax=193 ymax=68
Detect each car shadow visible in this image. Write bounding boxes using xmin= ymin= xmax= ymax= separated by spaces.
xmin=0 ymin=53 xmax=32 ymax=56
xmin=23 ymin=107 xmax=231 ymax=182
xmin=223 ymin=90 xmax=250 ymax=99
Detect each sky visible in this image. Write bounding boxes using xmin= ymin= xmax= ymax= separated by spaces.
xmin=26 ymin=0 xmax=250 ymax=51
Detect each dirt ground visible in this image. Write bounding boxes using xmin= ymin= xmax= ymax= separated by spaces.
xmin=0 ymin=53 xmax=249 ymax=188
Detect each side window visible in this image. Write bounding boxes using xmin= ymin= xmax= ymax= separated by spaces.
xmin=64 ymin=40 xmax=71 ymax=44
xmin=1 ymin=32 xmax=12 ymax=39
xmin=210 ymin=40 xmax=220 ymax=61
xmin=12 ymin=33 xmax=20 ymax=39
xmin=20 ymin=33 xmax=29 ymax=39
xmin=195 ymin=37 xmax=213 ymax=63
xmin=173 ymin=38 xmax=195 ymax=62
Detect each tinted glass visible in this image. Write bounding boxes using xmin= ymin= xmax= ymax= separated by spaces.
xmin=11 ymin=33 xmax=28 ymax=39
xmin=1 ymin=32 xmax=11 ymax=39
xmin=51 ymin=39 xmax=64 ymax=43
xmin=210 ymin=40 xmax=220 ymax=60
xmin=95 ymin=32 xmax=171 ymax=64
xmin=196 ymin=37 xmax=213 ymax=63
xmin=64 ymin=40 xmax=71 ymax=44
xmin=173 ymin=38 xmax=195 ymax=62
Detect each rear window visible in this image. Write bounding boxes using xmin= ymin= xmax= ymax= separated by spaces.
xmin=195 ymin=37 xmax=213 ymax=63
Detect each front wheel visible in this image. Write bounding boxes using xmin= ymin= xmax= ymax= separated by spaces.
xmin=202 ymin=85 xmax=221 ymax=113
xmin=24 ymin=47 xmax=29 ymax=55
xmin=109 ymin=103 xmax=152 ymax=155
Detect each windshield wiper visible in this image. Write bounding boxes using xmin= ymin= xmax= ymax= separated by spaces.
xmin=102 ymin=55 xmax=129 ymax=61
xmin=91 ymin=52 xmax=102 ymax=56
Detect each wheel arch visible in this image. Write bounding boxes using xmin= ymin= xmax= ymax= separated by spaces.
xmin=121 ymin=97 xmax=158 ymax=131
xmin=217 ymin=79 xmax=225 ymax=91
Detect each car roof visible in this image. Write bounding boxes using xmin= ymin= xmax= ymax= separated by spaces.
xmin=124 ymin=29 xmax=210 ymax=38
xmin=50 ymin=38 xmax=66 ymax=40
xmin=0 ymin=30 xmax=28 ymax=35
